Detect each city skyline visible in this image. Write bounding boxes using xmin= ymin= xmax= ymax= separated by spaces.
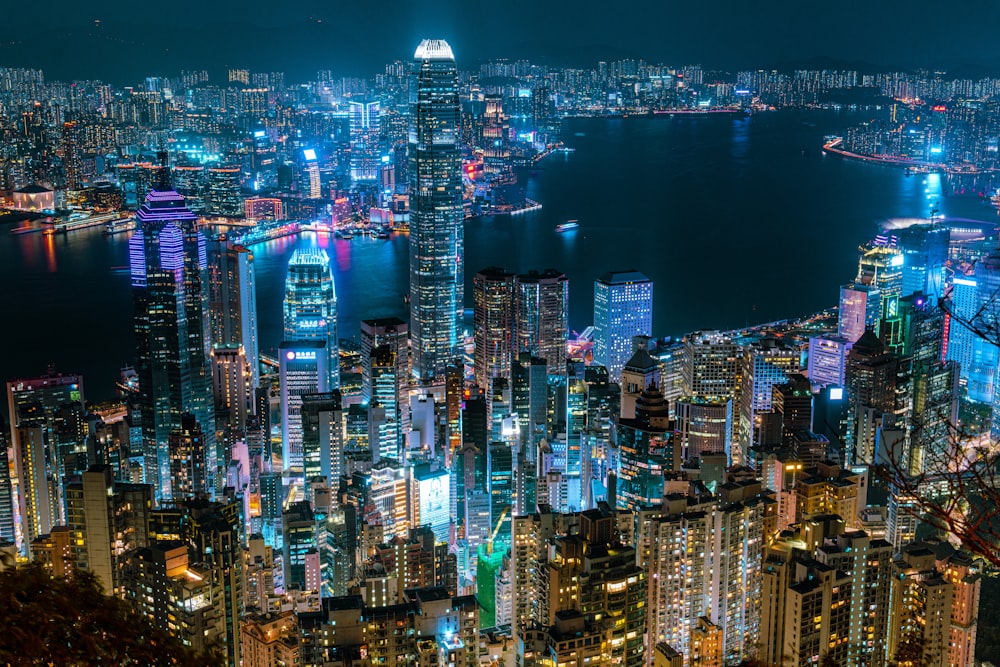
xmin=2 ymin=27 xmax=1000 ymax=667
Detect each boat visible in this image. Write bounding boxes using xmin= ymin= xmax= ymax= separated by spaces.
xmin=556 ymin=220 xmax=579 ymax=232
xmin=376 ymin=231 xmax=391 ymax=239
xmin=105 ymin=218 xmax=136 ymax=235
xmin=341 ymin=232 xmax=354 ymax=240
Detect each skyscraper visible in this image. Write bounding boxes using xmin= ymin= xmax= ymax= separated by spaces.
xmin=409 ymin=39 xmax=463 ymax=382
xmin=130 ymin=186 xmax=216 ymax=499
xmin=474 ymin=267 xmax=516 ymax=389
xmin=283 ymin=248 xmax=339 ymax=389
xmin=207 ymin=241 xmax=260 ymax=391
xmin=279 ymin=341 xmax=330 ymax=473
xmin=361 ymin=317 xmax=410 ymax=444
xmin=515 ymin=269 xmax=569 ymax=376
xmin=593 ymin=271 xmax=653 ymax=382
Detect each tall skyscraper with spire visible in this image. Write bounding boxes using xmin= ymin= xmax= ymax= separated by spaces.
xmin=130 ymin=180 xmax=215 ymax=500
xmin=409 ymin=39 xmax=463 ymax=382
xmin=283 ymin=247 xmax=339 ymax=390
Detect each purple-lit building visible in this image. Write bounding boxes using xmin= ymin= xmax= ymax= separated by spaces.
xmin=130 ymin=187 xmax=215 ymax=500
xmin=837 ymin=283 xmax=880 ymax=343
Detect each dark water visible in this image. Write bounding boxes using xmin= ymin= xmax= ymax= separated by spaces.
xmin=2 ymin=109 xmax=996 ymax=402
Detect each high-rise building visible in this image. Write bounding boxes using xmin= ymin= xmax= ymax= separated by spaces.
xmin=13 ymin=425 xmax=56 ymax=553
xmin=845 ymin=330 xmax=898 ymax=464
xmin=6 ymin=370 xmax=85 ymax=531
xmin=593 ymin=271 xmax=653 ymax=382
xmin=207 ymin=241 xmax=259 ymax=391
xmin=279 ymin=340 xmax=330 ymax=473
xmin=368 ymin=346 xmax=403 ymax=462
xmin=838 ymin=283 xmax=881 ymax=343
xmin=474 ymin=267 xmax=517 ymax=389
xmin=807 ymin=334 xmax=853 ymax=387
xmin=211 ymin=344 xmax=253 ymax=436
xmin=682 ymin=331 xmax=740 ymax=399
xmin=515 ymin=269 xmax=569 ymax=375
xmin=205 ymin=167 xmax=243 ymax=217
xmin=615 ymin=383 xmax=676 ymax=511
xmin=284 ymin=248 xmax=339 ymax=389
xmin=361 ymin=318 xmax=410 ymax=444
xmin=301 ymin=391 xmax=344 ymax=487
xmin=897 ymin=223 xmax=949 ymax=303
xmin=737 ymin=338 xmax=800 ymax=466
xmin=65 ymin=464 xmax=152 ymax=595
xmin=348 ymin=99 xmax=381 ymax=181
xmin=168 ymin=413 xmax=209 ymax=497
xmin=674 ymin=396 xmax=732 ymax=462
xmin=129 ymin=187 xmax=215 ymax=499
xmin=409 ymin=39 xmax=463 ymax=382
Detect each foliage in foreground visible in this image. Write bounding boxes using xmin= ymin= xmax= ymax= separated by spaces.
xmin=0 ymin=560 xmax=220 ymax=667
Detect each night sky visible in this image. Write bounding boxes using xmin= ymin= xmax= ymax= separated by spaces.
xmin=1 ymin=1 xmax=998 ymax=82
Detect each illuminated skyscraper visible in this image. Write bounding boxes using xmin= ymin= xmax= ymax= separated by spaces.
xmin=593 ymin=271 xmax=653 ymax=382
xmin=205 ymin=167 xmax=243 ymax=217
xmin=838 ymin=283 xmax=881 ymax=343
xmin=474 ymin=267 xmax=516 ymax=389
xmin=130 ymin=187 xmax=216 ymax=499
xmin=279 ymin=341 xmax=330 ymax=474
xmin=409 ymin=39 xmax=463 ymax=382
xmin=515 ymin=269 xmax=569 ymax=376
xmin=283 ymin=248 xmax=339 ymax=389
xmin=207 ymin=241 xmax=260 ymax=391
xmin=348 ymin=99 xmax=381 ymax=181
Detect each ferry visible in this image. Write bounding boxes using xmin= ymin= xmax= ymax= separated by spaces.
xmin=105 ymin=218 xmax=136 ymax=235
xmin=556 ymin=220 xmax=579 ymax=232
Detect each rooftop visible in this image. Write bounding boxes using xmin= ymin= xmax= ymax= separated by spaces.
xmin=414 ymin=39 xmax=454 ymax=61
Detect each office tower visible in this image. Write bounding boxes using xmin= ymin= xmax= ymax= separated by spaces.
xmin=348 ymin=99 xmax=380 ymax=181
xmin=474 ymin=267 xmax=517 ymax=389
xmin=366 ymin=462 xmax=410 ymax=542
xmin=838 ymin=283 xmax=881 ymax=343
xmin=207 ymin=241 xmax=260 ymax=390
xmin=845 ymin=330 xmax=898 ymax=464
xmin=65 ymin=464 xmax=152 ymax=594
xmin=593 ymin=271 xmax=653 ymax=381
xmin=807 ymin=333 xmax=853 ymax=387
xmin=368 ymin=346 xmax=402 ymax=462
xmin=283 ymin=500 xmax=320 ymax=593
xmin=515 ymin=269 xmax=569 ymax=375
xmin=947 ymin=276 xmax=981 ymax=395
xmin=301 ymin=391 xmax=343 ymax=487
xmin=409 ymin=39 xmax=463 ymax=382
xmin=172 ymin=166 xmax=207 ymax=212
xmin=674 ymin=396 xmax=732 ymax=462
xmin=211 ymin=344 xmax=253 ymax=439
xmin=770 ymin=374 xmax=813 ymax=443
xmin=488 ymin=440 xmax=514 ymax=553
xmin=301 ymin=149 xmax=321 ymax=198
xmin=13 ymin=425 xmax=56 ymax=553
xmin=284 ymin=247 xmax=339 ymax=389
xmin=0 ymin=426 xmax=12 ymax=544
xmin=513 ymin=353 xmax=549 ymax=447
xmin=615 ymin=383 xmax=676 ymax=511
xmin=888 ymin=541 xmax=981 ymax=667
xmin=6 ymin=370 xmax=85 ymax=527
xmin=856 ymin=237 xmax=904 ymax=328
xmin=682 ymin=331 xmax=740 ymax=399
xmin=168 ymin=413 xmax=208 ymax=497
xmin=205 ymin=167 xmax=243 ymax=217
xmin=897 ymin=223 xmax=949 ymax=303
xmin=279 ymin=341 xmax=330 ymax=473
xmin=643 ymin=487 xmax=766 ymax=665
xmin=130 ymin=186 xmax=215 ymax=499
xmin=737 ymin=338 xmax=800 ymax=466
xmin=411 ymin=465 xmax=451 ymax=543
xmin=360 ymin=317 xmax=410 ymax=409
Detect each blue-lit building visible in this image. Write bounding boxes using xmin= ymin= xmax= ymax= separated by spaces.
xmin=279 ymin=340 xmax=330 ymax=474
xmin=130 ymin=187 xmax=216 ymax=499
xmin=593 ymin=270 xmax=653 ymax=382
xmin=409 ymin=39 xmax=464 ymax=382
xmin=283 ymin=248 xmax=339 ymax=389
xmin=947 ymin=276 xmax=986 ymax=397
xmin=615 ymin=383 xmax=675 ymax=511
xmin=897 ymin=223 xmax=949 ymax=304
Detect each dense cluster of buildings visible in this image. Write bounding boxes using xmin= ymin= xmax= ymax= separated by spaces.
xmin=2 ymin=40 xmax=999 ymax=667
